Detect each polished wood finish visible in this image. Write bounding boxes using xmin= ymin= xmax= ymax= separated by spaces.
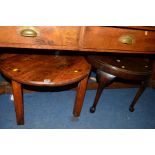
xmin=0 ymin=54 xmax=91 ymax=124
xmin=90 ymin=71 xmax=116 ymax=113
xmin=0 ymin=26 xmax=155 ymax=54
xmin=0 ymin=26 xmax=155 ymax=122
xmin=0 ymin=79 xmax=143 ymax=95
xmin=86 ymin=55 xmax=152 ymax=113
xmin=0 ymin=26 xmax=154 ymax=83
xmin=11 ymin=80 xmax=24 ymax=125
xmin=83 ymin=27 xmax=155 ymax=53
xmin=129 ymin=81 xmax=147 ymax=112
xmin=73 ymin=75 xmax=89 ymax=116
xmin=0 ymin=54 xmax=90 ymax=86
xmin=87 ymin=55 xmax=152 ymax=80
xmin=0 ymin=26 xmax=80 ymax=50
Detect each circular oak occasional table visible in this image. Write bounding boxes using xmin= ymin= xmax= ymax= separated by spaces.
xmin=86 ymin=55 xmax=152 ymax=113
xmin=0 ymin=54 xmax=91 ymax=125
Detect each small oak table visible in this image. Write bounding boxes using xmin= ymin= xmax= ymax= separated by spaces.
xmin=0 ymin=54 xmax=91 ymax=125
xmin=86 ymin=55 xmax=152 ymax=113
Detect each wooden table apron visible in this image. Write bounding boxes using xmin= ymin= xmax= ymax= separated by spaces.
xmin=0 ymin=26 xmax=155 ymax=79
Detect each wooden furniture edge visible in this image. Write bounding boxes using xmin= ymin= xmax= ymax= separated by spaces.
xmin=1 ymin=80 xmax=155 ymax=95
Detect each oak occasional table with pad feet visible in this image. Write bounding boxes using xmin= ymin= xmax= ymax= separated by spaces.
xmin=86 ymin=55 xmax=152 ymax=113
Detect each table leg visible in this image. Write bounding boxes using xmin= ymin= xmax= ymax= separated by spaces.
xmin=12 ymin=80 xmax=24 ymax=125
xmin=73 ymin=75 xmax=89 ymax=117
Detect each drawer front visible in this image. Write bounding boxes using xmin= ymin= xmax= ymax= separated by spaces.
xmin=0 ymin=26 xmax=80 ymax=49
xmin=83 ymin=27 xmax=155 ymax=52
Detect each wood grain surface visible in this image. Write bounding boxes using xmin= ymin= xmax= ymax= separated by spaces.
xmin=0 ymin=54 xmax=91 ymax=86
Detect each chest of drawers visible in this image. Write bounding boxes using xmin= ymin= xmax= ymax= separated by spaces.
xmin=0 ymin=26 xmax=155 ymax=54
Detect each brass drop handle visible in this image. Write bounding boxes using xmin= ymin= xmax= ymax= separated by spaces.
xmin=20 ymin=28 xmax=38 ymax=37
xmin=119 ymin=35 xmax=134 ymax=45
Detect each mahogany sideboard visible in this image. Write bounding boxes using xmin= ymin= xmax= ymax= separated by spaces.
xmin=0 ymin=26 xmax=155 ymax=82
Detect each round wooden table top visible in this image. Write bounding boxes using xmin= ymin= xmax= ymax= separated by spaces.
xmin=86 ymin=55 xmax=152 ymax=80
xmin=0 ymin=54 xmax=91 ymax=86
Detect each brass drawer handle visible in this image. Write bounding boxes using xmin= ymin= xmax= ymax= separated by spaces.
xmin=20 ymin=28 xmax=38 ymax=37
xmin=119 ymin=35 xmax=134 ymax=45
